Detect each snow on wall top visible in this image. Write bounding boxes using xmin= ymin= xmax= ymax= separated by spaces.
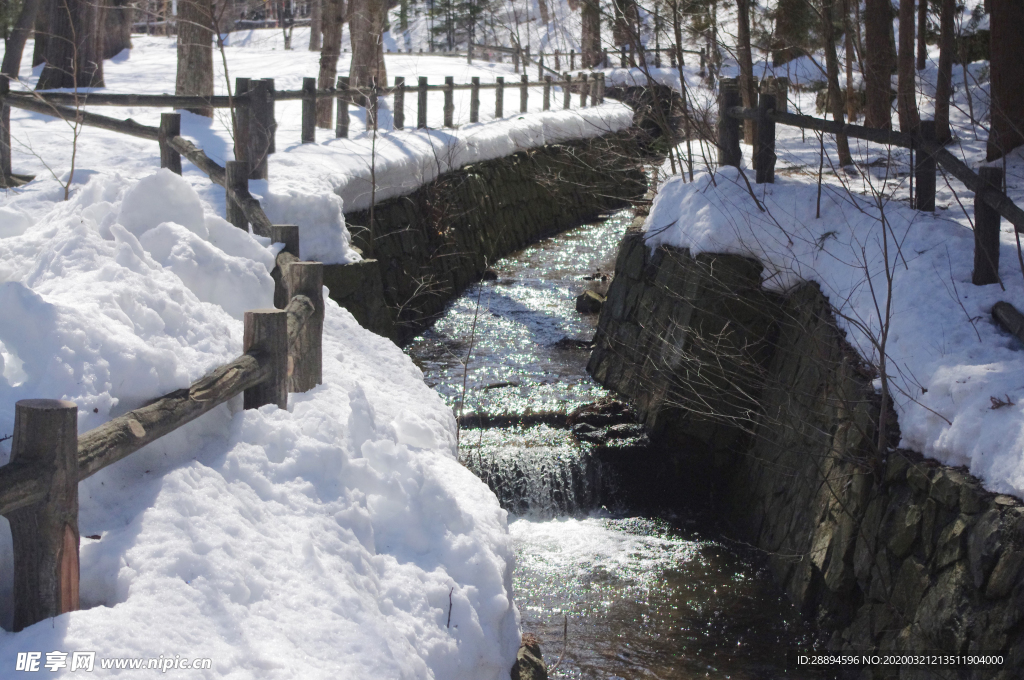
xmin=644 ymin=165 xmax=1024 ymax=498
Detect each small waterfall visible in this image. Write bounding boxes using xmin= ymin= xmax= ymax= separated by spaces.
xmin=460 ymin=425 xmax=615 ymax=517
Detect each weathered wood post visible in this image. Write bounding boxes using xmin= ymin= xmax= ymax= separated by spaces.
xmin=159 ymin=113 xmax=182 ymax=175
xmin=563 ymin=73 xmax=572 ymax=109
xmin=225 ymin=160 xmax=249 ymax=229
xmin=243 ymin=310 xmax=288 ymax=409
xmin=670 ymin=49 xmax=676 ymax=69
xmin=284 ymin=262 xmax=324 ymax=392
xmin=754 ymin=92 xmax=776 ymax=184
xmin=496 ymin=76 xmax=504 ymax=118
xmin=537 ymin=55 xmax=543 ymax=79
xmin=444 ymin=76 xmax=455 ymax=128
xmin=620 ymin=46 xmax=627 ymax=67
xmin=520 ymin=74 xmax=529 ymax=113
xmin=589 ymin=74 xmax=598 ymax=106
xmin=569 ymin=49 xmax=575 ymax=70
xmin=973 ymin=167 xmax=1004 ymax=286
xmin=234 ymin=77 xmax=251 ymax=165
xmin=914 ymin=120 xmax=937 ymax=212
xmin=264 ymin=78 xmax=277 ymax=155
xmin=699 ymin=48 xmax=706 ymax=78
xmin=336 ymin=76 xmax=350 ymax=138
xmin=248 ymin=79 xmax=272 ymax=180
xmin=417 ymin=77 xmax=428 ymax=128
xmin=7 ymin=399 xmax=79 ymax=632
xmin=368 ymin=77 xmax=379 ymax=131
xmin=266 ymin=224 xmax=300 ymax=258
xmin=598 ymin=73 xmax=606 ymax=104
xmin=554 ymin=51 xmax=560 ymax=71
xmin=393 ymin=77 xmax=406 ymax=130
xmin=301 ymin=77 xmax=316 ymax=144
xmin=717 ymin=78 xmax=742 ymax=169
xmin=543 ymin=76 xmax=551 ymax=111
xmin=579 ymin=73 xmax=588 ymax=107
xmin=513 ymin=47 xmax=520 ymax=73
xmin=0 ymin=77 xmax=10 ymax=184
xmin=603 ymin=49 xmax=610 ymax=68
xmin=470 ymin=77 xmax=480 ymax=123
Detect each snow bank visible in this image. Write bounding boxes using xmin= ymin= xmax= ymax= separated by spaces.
xmin=644 ymin=166 xmax=1024 ymax=498
xmin=0 ymin=171 xmax=520 ymax=678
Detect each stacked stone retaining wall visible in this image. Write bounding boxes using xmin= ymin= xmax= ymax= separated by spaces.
xmin=589 ymin=229 xmax=1024 ymax=679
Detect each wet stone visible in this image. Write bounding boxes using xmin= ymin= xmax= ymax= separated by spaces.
xmin=575 ymin=290 xmax=606 ymax=314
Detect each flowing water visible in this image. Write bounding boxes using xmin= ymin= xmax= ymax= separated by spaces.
xmin=406 ymin=209 xmax=829 ymax=679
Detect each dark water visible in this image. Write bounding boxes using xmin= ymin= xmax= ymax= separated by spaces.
xmin=405 ymin=209 xmax=829 ymax=679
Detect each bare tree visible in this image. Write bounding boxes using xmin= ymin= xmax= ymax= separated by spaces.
xmin=316 ymin=0 xmax=343 ymax=127
xmin=896 ymin=0 xmax=920 ymax=132
xmin=100 ymin=0 xmax=133 ymax=59
xmin=349 ymin=0 xmax=387 ymax=97
xmin=176 ymin=0 xmax=214 ymax=117
xmin=933 ymin=0 xmax=954 ymax=143
xmin=916 ymin=0 xmax=926 ymax=70
xmin=735 ymin=0 xmax=756 ymax=144
xmin=863 ymin=0 xmax=894 ymax=128
xmin=309 ymin=0 xmax=322 ymax=50
xmin=36 ymin=0 xmax=105 ymax=89
xmin=32 ymin=0 xmax=52 ymax=67
xmin=987 ymin=0 xmax=1024 ymax=161
xmin=2 ymin=0 xmax=42 ymax=78
xmin=821 ymin=0 xmax=852 ymax=165
xmin=580 ymin=0 xmax=601 ymax=68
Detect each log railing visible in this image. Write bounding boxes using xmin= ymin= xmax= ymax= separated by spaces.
xmin=0 ymin=231 xmax=323 ymax=632
xmin=716 ymin=76 xmax=1024 ymax=289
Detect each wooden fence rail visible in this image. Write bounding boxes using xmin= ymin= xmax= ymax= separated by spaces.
xmin=0 ymin=238 xmax=323 ymax=631
xmin=716 ymin=76 xmax=1024 ymax=289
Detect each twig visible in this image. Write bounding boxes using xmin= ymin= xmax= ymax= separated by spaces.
xmin=546 ymin=615 xmax=569 ymax=672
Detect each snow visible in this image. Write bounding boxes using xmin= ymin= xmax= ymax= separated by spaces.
xmin=0 ymin=167 xmax=520 ymax=676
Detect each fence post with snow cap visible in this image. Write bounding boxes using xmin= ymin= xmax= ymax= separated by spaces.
xmin=418 ymin=77 xmax=428 ymax=129
xmin=301 ymin=77 xmax=316 ymax=144
xmin=974 ymin=167 xmax=1004 ymax=286
xmin=5 ymin=399 xmax=80 ymax=632
xmin=159 ymin=113 xmax=182 ymax=175
xmin=283 ymin=262 xmax=324 ymax=392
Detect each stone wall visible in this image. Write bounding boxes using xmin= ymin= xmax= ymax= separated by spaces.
xmin=340 ymin=130 xmax=646 ymax=343
xmin=589 ymin=229 xmax=1024 ymax=678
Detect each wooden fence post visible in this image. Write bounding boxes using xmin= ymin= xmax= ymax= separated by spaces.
xmin=225 ymin=160 xmax=249 ymax=229
xmin=243 ymin=310 xmax=288 ymax=409
xmin=394 ymin=76 xmax=405 ymax=130
xmin=266 ymin=224 xmax=300 ymax=258
xmin=569 ymin=49 xmax=575 ymax=71
xmin=368 ymin=77 xmax=379 ymax=131
xmin=554 ymin=51 xmax=560 ymax=71
xmin=520 ymin=74 xmax=528 ymax=113
xmin=538 ymin=55 xmax=544 ymax=80
xmin=563 ymin=73 xmax=571 ymax=110
xmin=603 ymin=49 xmax=609 ymax=68
xmin=496 ymin=77 xmax=504 ymax=118
xmin=973 ymin=167 xmax=1003 ymax=286
xmin=699 ymin=48 xmax=706 ymax=78
xmin=754 ymin=92 xmax=776 ymax=184
xmin=444 ymin=76 xmax=454 ymax=128
xmin=264 ymin=78 xmax=276 ymax=155
xmin=589 ymin=74 xmax=598 ymax=106
xmin=914 ymin=120 xmax=937 ymax=212
xmin=598 ymin=73 xmax=606 ymax=104
xmin=234 ymin=77 xmax=251 ymax=165
xmin=620 ymin=46 xmax=627 ymax=67
xmin=336 ymin=76 xmax=350 ymax=138
xmin=513 ymin=47 xmax=520 ymax=73
xmin=301 ymin=77 xmax=316 ymax=144
xmin=0 ymin=77 xmax=10 ymax=183
xmin=284 ymin=262 xmax=324 ymax=392
xmin=717 ymin=78 xmax=742 ymax=169
xmin=543 ymin=76 xmax=551 ymax=111
xmin=248 ymin=79 xmax=272 ymax=180
xmin=579 ymin=73 xmax=588 ymax=107
xmin=159 ymin=113 xmax=182 ymax=175
xmin=670 ymin=49 xmax=676 ymax=69
xmin=7 ymin=399 xmax=79 ymax=632
xmin=470 ymin=77 xmax=480 ymax=123
xmin=418 ymin=77 xmax=428 ymax=128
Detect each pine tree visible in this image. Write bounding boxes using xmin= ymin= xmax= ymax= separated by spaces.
xmin=987 ymin=0 xmax=1024 ymax=160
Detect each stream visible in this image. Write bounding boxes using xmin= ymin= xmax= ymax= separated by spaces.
xmin=405 ymin=209 xmax=829 ymax=679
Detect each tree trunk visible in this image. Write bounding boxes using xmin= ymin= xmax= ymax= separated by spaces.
xmin=101 ymin=0 xmax=134 ymax=60
xmin=580 ymin=0 xmax=601 ymax=68
xmin=2 ymin=0 xmax=42 ymax=78
xmin=309 ymin=0 xmax=322 ymax=50
xmin=316 ymin=0 xmax=343 ymax=127
xmin=348 ymin=0 xmax=386 ymax=106
xmin=772 ymin=0 xmax=811 ymax=65
xmin=934 ymin=0 xmax=954 ymax=143
xmin=896 ymin=0 xmax=920 ymax=132
xmin=916 ymin=0 xmax=927 ymax=70
xmin=537 ymin=0 xmax=549 ymax=25
xmin=843 ymin=0 xmax=856 ymax=121
xmin=175 ymin=0 xmax=214 ymax=117
xmin=987 ymin=0 xmax=1024 ymax=160
xmin=736 ymin=0 xmax=756 ymax=144
xmin=863 ymin=0 xmax=894 ymax=128
xmin=32 ymin=0 xmax=53 ymax=67
xmin=822 ymin=0 xmax=852 ymax=165
xmin=36 ymin=0 xmax=104 ymax=89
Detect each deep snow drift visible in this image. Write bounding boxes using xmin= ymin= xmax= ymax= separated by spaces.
xmin=0 ymin=169 xmax=520 ymax=677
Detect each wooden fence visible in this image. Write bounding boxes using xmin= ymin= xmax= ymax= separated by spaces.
xmin=716 ymin=76 xmax=1024 ymax=288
